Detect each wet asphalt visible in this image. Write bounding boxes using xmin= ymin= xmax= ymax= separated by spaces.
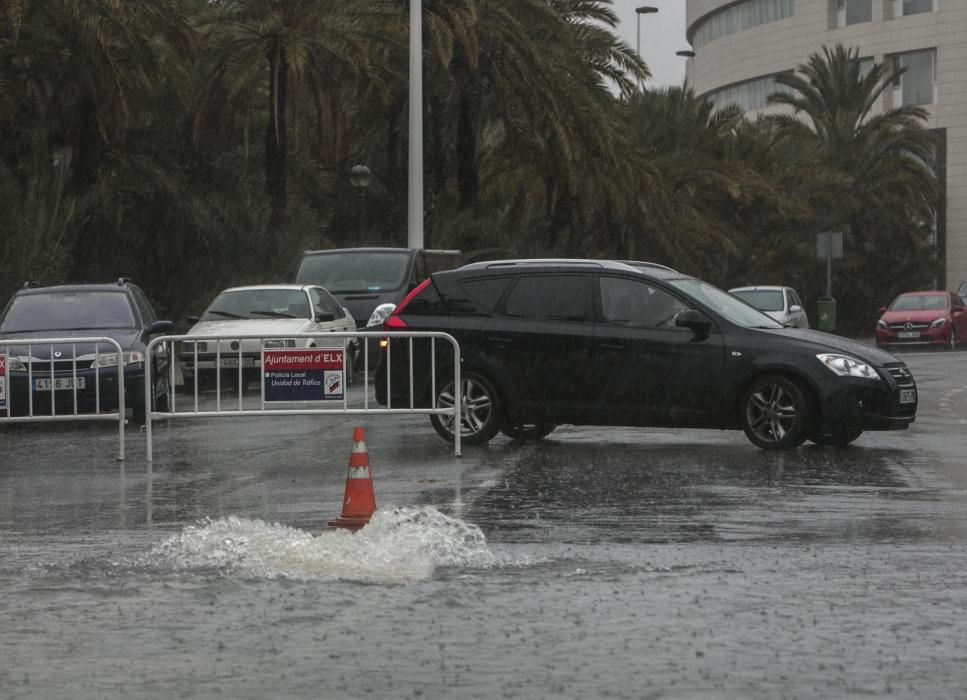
xmin=1 ymin=348 xmax=966 ymax=699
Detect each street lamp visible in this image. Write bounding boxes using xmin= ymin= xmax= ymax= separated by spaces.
xmin=676 ymin=49 xmax=696 ymax=88
xmin=350 ymin=164 xmax=372 ymax=245
xmin=635 ymin=6 xmax=658 ymax=59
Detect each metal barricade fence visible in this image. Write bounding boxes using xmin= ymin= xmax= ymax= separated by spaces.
xmin=0 ymin=337 xmax=127 ymax=460
xmin=144 ymin=331 xmax=462 ymax=460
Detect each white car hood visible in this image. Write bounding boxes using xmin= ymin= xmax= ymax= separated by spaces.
xmin=187 ymin=319 xmax=314 ymax=337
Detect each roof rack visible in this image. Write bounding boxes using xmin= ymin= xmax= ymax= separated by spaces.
xmin=116 ymin=277 xmax=132 ymax=286
xmin=22 ymin=280 xmax=41 ymax=289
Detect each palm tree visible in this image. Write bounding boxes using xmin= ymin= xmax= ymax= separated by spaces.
xmin=196 ymin=0 xmax=398 ymax=225
xmin=767 ymin=44 xmax=939 ymax=332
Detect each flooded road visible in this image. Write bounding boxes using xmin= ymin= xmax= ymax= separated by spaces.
xmin=2 ymin=351 xmax=966 ymax=699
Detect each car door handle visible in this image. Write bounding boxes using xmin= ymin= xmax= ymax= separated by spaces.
xmin=597 ymin=343 xmax=626 ymax=352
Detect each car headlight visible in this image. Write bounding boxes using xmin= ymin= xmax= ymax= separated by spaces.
xmin=94 ymin=351 xmax=144 ymax=367
xmin=263 ymin=339 xmax=296 ymax=348
xmin=367 ymin=303 xmax=397 ymax=328
xmin=930 ymin=317 xmax=947 ymax=328
xmin=876 ymin=319 xmax=888 ymax=330
xmin=816 ymin=353 xmax=879 ymax=380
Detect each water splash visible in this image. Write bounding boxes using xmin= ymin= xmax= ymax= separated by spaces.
xmin=141 ymin=505 xmax=496 ymax=583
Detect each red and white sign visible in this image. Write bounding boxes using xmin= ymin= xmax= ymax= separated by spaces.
xmin=263 ymin=348 xmax=344 ymax=402
xmin=0 ymin=354 xmax=7 ymax=410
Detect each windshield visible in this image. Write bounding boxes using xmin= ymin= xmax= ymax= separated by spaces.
xmin=201 ymin=289 xmax=310 ymax=321
xmin=890 ymin=294 xmax=949 ymax=311
xmin=669 ymin=278 xmax=783 ymax=329
xmin=295 ymin=251 xmax=410 ymax=293
xmin=0 ymin=291 xmax=136 ymax=332
xmin=731 ymin=289 xmax=784 ymax=312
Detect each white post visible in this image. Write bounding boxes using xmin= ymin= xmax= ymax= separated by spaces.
xmin=408 ymin=0 xmax=424 ymax=250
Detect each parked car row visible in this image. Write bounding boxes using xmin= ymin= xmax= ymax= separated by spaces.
xmin=0 ymin=248 xmax=467 ymax=421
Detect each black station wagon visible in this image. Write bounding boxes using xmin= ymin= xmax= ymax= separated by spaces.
xmin=375 ymin=260 xmax=917 ymax=450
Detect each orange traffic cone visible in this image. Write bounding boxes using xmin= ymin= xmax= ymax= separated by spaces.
xmin=328 ymin=427 xmax=377 ymax=531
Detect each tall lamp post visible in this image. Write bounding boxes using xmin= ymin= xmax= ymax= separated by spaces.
xmin=350 ymin=164 xmax=372 ymax=245
xmin=676 ymin=50 xmax=696 ymax=89
xmin=635 ymin=6 xmax=658 ymax=59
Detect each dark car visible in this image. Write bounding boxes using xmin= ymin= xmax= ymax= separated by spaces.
xmin=375 ymin=259 xmax=917 ymax=449
xmin=292 ymin=247 xmax=464 ymax=329
xmin=875 ymin=291 xmax=967 ymax=351
xmin=0 ymin=280 xmax=173 ymax=422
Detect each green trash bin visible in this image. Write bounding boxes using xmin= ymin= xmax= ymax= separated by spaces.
xmin=816 ymin=296 xmax=836 ymax=332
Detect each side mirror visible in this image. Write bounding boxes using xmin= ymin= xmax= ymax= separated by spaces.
xmin=145 ymin=320 xmax=173 ymax=336
xmin=789 ymin=304 xmax=802 ymax=313
xmin=675 ymin=309 xmax=712 ymax=338
xmin=316 ymin=311 xmax=336 ymax=322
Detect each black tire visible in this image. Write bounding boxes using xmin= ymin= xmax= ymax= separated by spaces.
xmin=740 ymin=374 xmax=810 ymax=450
xmin=808 ymin=427 xmax=863 ymax=447
xmin=429 ymin=371 xmax=502 ymax=446
xmin=344 ymin=350 xmax=355 ymax=388
xmin=500 ymin=422 xmax=557 ymax=441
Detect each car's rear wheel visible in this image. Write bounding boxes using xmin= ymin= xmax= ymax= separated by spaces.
xmin=808 ymin=427 xmax=863 ymax=447
xmin=430 ymin=371 xmax=501 ymax=446
xmin=740 ymin=375 xmax=810 ymax=450
xmin=500 ymin=422 xmax=557 ymax=442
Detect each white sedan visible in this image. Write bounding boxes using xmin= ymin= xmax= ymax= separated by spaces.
xmin=179 ymin=284 xmax=358 ymax=391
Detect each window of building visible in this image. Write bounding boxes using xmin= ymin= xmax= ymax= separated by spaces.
xmin=692 ymin=0 xmax=795 ymax=49
xmin=892 ymin=0 xmax=933 ymax=17
xmin=836 ymin=0 xmax=872 ymax=27
xmin=707 ymin=73 xmax=793 ymax=113
xmin=891 ymin=49 xmax=936 ymax=106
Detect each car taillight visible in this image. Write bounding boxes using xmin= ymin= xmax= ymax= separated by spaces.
xmin=384 ymin=278 xmax=432 ymax=331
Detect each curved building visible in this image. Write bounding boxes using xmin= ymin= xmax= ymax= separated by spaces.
xmin=684 ymin=0 xmax=967 ymax=289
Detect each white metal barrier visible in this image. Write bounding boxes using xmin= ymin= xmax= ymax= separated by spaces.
xmin=144 ymin=331 xmax=462 ymax=460
xmin=0 ymin=337 xmax=127 ymax=460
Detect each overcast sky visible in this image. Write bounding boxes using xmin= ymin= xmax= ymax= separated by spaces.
xmin=613 ymin=1 xmax=689 ymax=88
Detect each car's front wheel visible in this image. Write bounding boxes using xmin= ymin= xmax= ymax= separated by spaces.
xmin=740 ymin=375 xmax=810 ymax=450
xmin=949 ymin=327 xmax=957 ymax=351
xmin=430 ymin=371 xmax=502 ymax=445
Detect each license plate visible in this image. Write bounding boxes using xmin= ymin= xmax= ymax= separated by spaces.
xmin=897 ymin=331 xmax=919 ymax=339
xmin=220 ymin=357 xmax=257 ymax=368
xmin=34 ymin=377 xmax=86 ymax=391
xmin=899 ymin=388 xmax=916 ymax=404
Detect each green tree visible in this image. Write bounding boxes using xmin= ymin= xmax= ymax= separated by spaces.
xmin=768 ymin=44 xmax=939 ymax=332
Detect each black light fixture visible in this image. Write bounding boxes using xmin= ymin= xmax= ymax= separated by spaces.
xmin=350 ymin=165 xmax=372 ymax=244
xmin=676 ymin=50 xmax=696 ymax=58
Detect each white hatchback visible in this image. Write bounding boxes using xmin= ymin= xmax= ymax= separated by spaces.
xmin=180 ymin=284 xmax=358 ymax=390
xmin=728 ymin=285 xmax=810 ymax=329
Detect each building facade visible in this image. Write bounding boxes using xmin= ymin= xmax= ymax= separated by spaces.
xmin=684 ymin=0 xmax=967 ymax=289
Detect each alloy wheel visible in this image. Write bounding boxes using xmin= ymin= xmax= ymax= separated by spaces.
xmin=741 ymin=375 xmax=809 ymax=450
xmin=430 ymin=372 xmax=501 ymax=445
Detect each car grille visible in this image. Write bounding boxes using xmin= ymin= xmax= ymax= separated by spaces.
xmin=20 ymin=360 xmax=96 ymax=372
xmin=887 ymin=322 xmax=929 ymax=331
xmin=883 ymin=362 xmax=917 ymax=418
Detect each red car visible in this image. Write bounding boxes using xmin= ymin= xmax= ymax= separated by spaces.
xmin=876 ymin=291 xmax=967 ymax=350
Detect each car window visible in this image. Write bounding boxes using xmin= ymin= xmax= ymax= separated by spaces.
xmin=0 ymin=291 xmax=138 ymax=332
xmin=310 ymin=287 xmax=343 ymax=317
xmin=731 ymin=289 xmax=784 ymax=312
xmin=599 ymin=276 xmax=690 ymax=329
xmin=669 ymin=278 xmax=782 ymax=328
xmin=891 ymin=294 xmax=948 ymax=311
xmin=460 ymin=277 xmax=513 ymax=315
xmin=130 ymin=286 xmax=157 ymax=324
xmin=953 ymin=294 xmax=965 ymax=309
xmin=789 ymin=289 xmax=803 ymax=308
xmin=295 ymin=251 xmax=411 ymax=293
xmin=502 ymin=274 xmax=590 ymax=322
xmin=202 ymin=289 xmax=309 ymax=320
